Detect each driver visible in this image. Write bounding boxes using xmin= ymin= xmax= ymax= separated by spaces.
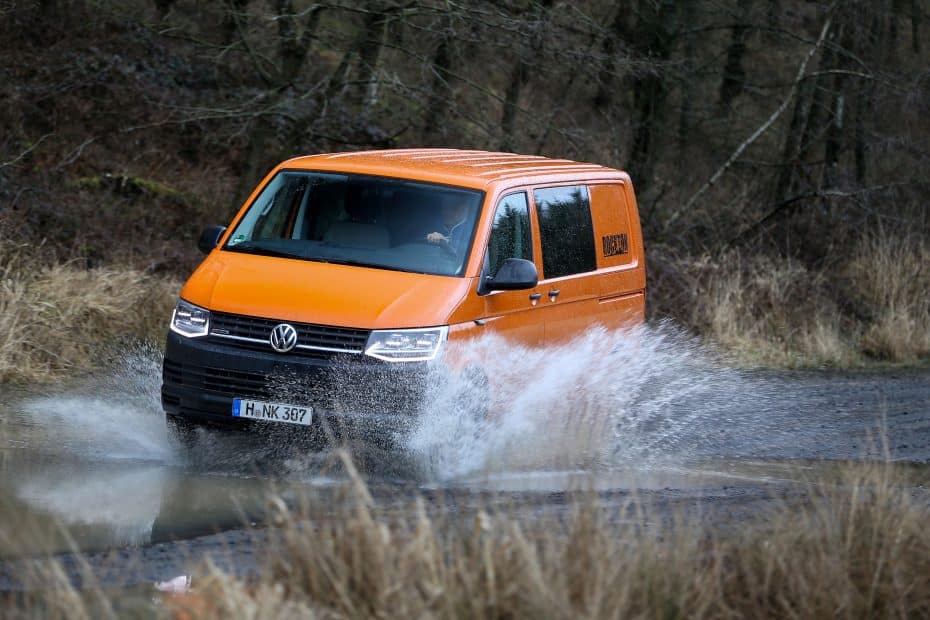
xmin=425 ymin=195 xmax=470 ymax=257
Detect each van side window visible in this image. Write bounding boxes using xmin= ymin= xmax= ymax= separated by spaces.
xmin=487 ymin=192 xmax=532 ymax=277
xmin=534 ymin=185 xmax=596 ymax=279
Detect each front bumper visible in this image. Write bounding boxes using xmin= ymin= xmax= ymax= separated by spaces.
xmin=161 ymin=331 xmax=430 ymax=434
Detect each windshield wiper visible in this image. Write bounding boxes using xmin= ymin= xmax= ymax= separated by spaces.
xmin=321 ymin=258 xmax=424 ymax=274
xmin=225 ymin=243 xmax=304 ymax=260
xmin=225 ymin=246 xmax=427 ymax=273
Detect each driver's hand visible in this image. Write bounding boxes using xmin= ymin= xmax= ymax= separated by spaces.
xmin=426 ymin=232 xmax=448 ymax=244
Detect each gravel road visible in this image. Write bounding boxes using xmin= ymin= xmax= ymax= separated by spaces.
xmin=0 ymin=365 xmax=927 ymax=591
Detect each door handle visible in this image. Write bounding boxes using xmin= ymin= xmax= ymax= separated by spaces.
xmin=548 ymin=289 xmax=561 ymax=300
xmin=529 ymin=293 xmax=542 ymax=301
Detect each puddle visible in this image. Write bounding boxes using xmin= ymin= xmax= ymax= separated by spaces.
xmin=0 ymin=326 xmax=926 ymax=557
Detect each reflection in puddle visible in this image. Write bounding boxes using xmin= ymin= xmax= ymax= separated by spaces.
xmin=442 ymin=460 xmax=793 ymax=493
xmin=16 ymin=466 xmax=167 ymax=547
xmin=0 ymin=450 xmax=812 ymax=557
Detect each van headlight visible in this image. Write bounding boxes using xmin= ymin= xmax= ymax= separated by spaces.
xmin=170 ymin=299 xmax=211 ymax=338
xmin=364 ymin=326 xmax=448 ymax=362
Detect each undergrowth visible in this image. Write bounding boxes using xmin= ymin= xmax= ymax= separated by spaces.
xmin=0 ymin=240 xmax=179 ymax=384
xmin=651 ymin=232 xmax=930 ymax=368
xmin=4 ymin=457 xmax=928 ymax=619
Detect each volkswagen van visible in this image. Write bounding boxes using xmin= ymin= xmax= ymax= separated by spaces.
xmin=161 ymin=149 xmax=646 ymax=437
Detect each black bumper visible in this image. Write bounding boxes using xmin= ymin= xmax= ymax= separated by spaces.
xmin=161 ymin=331 xmax=429 ymax=434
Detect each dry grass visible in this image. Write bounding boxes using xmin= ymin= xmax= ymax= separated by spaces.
xmin=651 ymin=233 xmax=930 ymax=368
xmin=0 ymin=241 xmax=179 ymax=384
xmin=692 ymin=253 xmax=859 ymax=367
xmin=8 ymin=457 xmax=927 ymax=619
xmin=848 ymin=232 xmax=930 ymax=362
xmin=198 ymin=459 xmax=928 ymax=619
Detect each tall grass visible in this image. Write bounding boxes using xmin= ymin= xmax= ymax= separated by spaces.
xmin=8 ymin=457 xmax=926 ymax=619
xmin=202 ymin=458 xmax=928 ymax=619
xmin=848 ymin=233 xmax=930 ymax=362
xmin=6 ymin=456 xmax=916 ymax=619
xmin=652 ymin=233 xmax=930 ymax=367
xmin=0 ymin=241 xmax=179 ymax=384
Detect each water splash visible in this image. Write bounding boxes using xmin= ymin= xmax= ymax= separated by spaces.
xmin=405 ymin=321 xmax=784 ymax=480
xmin=8 ymin=344 xmax=173 ymax=463
xmin=1 ymin=324 xmax=798 ymax=483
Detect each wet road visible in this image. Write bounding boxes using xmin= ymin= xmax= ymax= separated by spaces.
xmin=0 ymin=343 xmax=927 ymax=589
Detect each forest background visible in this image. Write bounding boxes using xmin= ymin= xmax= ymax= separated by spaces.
xmin=0 ymin=0 xmax=928 ymax=380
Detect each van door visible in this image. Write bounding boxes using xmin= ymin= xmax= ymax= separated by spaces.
xmin=476 ymin=191 xmax=544 ymax=347
xmin=532 ymin=185 xmax=602 ymax=343
xmin=588 ymin=183 xmax=646 ymax=329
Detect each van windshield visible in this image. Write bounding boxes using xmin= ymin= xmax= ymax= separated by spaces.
xmin=224 ymin=171 xmax=484 ymax=277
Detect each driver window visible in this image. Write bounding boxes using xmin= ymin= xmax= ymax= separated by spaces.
xmin=486 ymin=192 xmax=532 ymax=277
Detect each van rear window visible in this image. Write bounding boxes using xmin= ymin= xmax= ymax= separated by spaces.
xmin=224 ymin=171 xmax=483 ymax=277
xmin=534 ymin=186 xmax=597 ymax=279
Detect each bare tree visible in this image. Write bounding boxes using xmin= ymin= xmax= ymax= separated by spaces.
xmin=499 ymin=0 xmax=555 ymax=152
xmin=718 ymin=0 xmax=753 ymax=108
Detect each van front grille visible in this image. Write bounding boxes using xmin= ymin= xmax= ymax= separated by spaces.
xmin=163 ymin=359 xmax=270 ymax=398
xmin=208 ymin=311 xmax=370 ymax=355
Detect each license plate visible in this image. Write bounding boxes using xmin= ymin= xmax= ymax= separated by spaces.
xmin=232 ymin=398 xmax=313 ymax=426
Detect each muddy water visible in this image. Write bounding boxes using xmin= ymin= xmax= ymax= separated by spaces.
xmin=0 ymin=326 xmax=927 ymax=564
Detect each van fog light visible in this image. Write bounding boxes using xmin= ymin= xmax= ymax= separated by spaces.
xmin=170 ymin=299 xmax=211 ymax=338
xmin=365 ymin=326 xmax=448 ymax=362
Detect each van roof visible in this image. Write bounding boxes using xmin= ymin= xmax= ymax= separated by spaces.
xmin=281 ymin=149 xmax=627 ymax=190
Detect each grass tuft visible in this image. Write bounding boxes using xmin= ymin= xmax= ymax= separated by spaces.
xmin=0 ymin=241 xmax=179 ymax=384
xmin=848 ymin=232 xmax=930 ymax=362
xmin=651 ymin=232 xmax=930 ymax=368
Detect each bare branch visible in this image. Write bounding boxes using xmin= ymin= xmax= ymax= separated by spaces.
xmin=666 ymin=2 xmax=838 ymax=231
xmin=0 ymin=134 xmax=53 ymax=170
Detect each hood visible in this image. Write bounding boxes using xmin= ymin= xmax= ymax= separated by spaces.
xmin=180 ymin=250 xmax=470 ymax=329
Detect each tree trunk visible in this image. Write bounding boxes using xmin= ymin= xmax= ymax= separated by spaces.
xmin=500 ymin=60 xmax=528 ymax=152
xmin=822 ymin=21 xmax=850 ymax=189
xmin=677 ymin=0 xmax=698 ymax=161
xmin=593 ymin=5 xmax=631 ymax=109
xmin=854 ymin=7 xmax=884 ymax=184
xmin=853 ymin=87 xmax=868 ymax=184
xmin=274 ymin=1 xmax=324 ymax=85
xmin=351 ymin=5 xmax=392 ymax=110
xmin=912 ymin=0 xmax=921 ymax=53
xmin=498 ymin=0 xmax=554 ymax=152
xmin=422 ymin=11 xmax=456 ymax=139
xmin=767 ymin=0 xmax=781 ymax=29
xmin=718 ymin=0 xmax=753 ymax=108
xmin=772 ymin=13 xmax=838 ymax=203
xmin=222 ymin=0 xmax=249 ymax=46
xmin=626 ymin=0 xmax=677 ymax=193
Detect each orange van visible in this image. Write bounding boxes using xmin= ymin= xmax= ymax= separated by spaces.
xmin=161 ymin=149 xmax=645 ymax=437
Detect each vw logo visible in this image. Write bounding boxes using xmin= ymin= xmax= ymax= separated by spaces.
xmin=269 ymin=323 xmax=298 ymax=353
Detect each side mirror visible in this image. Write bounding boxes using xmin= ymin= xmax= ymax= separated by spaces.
xmin=485 ymin=258 xmax=538 ymax=291
xmin=198 ymin=225 xmax=227 ymax=255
